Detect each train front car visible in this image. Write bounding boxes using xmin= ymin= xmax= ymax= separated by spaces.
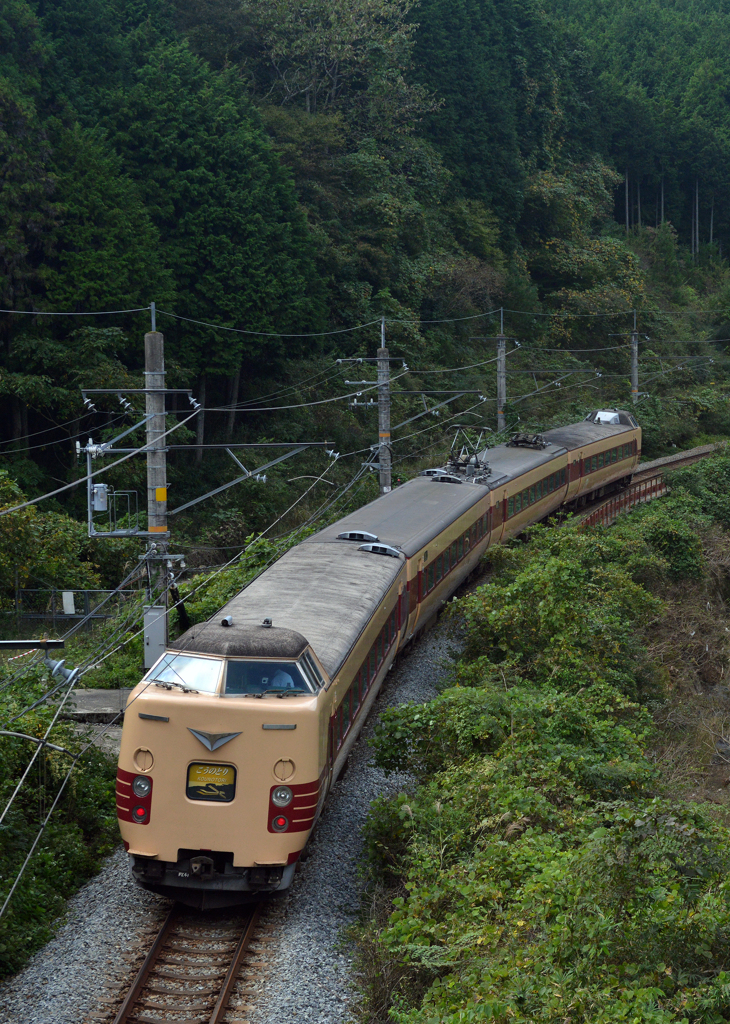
xmin=117 ymin=622 xmax=328 ymax=909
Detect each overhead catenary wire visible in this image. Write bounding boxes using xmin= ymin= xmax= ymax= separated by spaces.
xmin=1 ymin=414 xmax=127 ymax=455
xmin=0 ymin=307 xmax=150 ymax=316
xmin=0 ymin=409 xmax=199 ymax=518
xmin=157 ymin=308 xmax=382 ymax=338
xmin=200 ymin=370 xmax=409 ymax=414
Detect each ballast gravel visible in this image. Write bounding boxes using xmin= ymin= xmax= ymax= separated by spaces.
xmin=249 ymin=621 xmax=458 ymax=1024
xmin=0 ymin=847 xmax=171 ymax=1024
xmin=0 ymin=616 xmax=458 ymax=1024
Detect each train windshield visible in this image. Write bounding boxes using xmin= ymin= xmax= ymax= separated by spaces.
xmin=223 ymin=660 xmax=313 ymax=696
xmin=148 ymin=654 xmax=222 ymax=692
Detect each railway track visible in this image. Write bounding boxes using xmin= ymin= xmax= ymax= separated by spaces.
xmin=632 ymin=439 xmax=725 ymax=481
xmin=102 ymin=903 xmax=269 ymax=1024
xmin=579 ymin=439 xmax=726 ymax=529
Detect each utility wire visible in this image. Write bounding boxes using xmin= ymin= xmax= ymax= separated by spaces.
xmin=201 ymin=371 xmax=408 ymax=414
xmin=2 ymin=415 xmax=126 ymax=455
xmin=158 ymin=309 xmax=381 ymax=338
xmin=0 ymin=410 xmax=199 ymax=518
xmin=0 ymin=307 xmax=149 ymax=316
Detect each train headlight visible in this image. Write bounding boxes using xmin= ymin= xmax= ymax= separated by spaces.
xmin=271 ymin=814 xmax=289 ymax=832
xmin=272 ymin=786 xmax=292 ymax=807
xmin=132 ymin=775 xmax=152 ymax=798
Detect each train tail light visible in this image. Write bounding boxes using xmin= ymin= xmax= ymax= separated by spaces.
xmin=271 ymin=814 xmax=289 ymax=832
xmin=132 ymin=804 xmax=148 ymax=823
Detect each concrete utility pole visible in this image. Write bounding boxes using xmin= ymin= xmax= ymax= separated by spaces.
xmin=377 ymin=318 xmax=392 ymax=494
xmin=145 ymin=316 xmax=168 ymax=539
xmin=144 ymin=309 xmax=169 ymax=665
xmin=631 ymin=310 xmax=639 ymax=406
xmin=497 ymin=308 xmax=507 ymax=432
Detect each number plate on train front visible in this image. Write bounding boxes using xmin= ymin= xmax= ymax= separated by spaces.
xmin=186 ymin=763 xmax=236 ymax=802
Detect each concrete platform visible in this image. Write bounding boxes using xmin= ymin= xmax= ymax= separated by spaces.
xmin=64 ymin=688 xmax=133 ymax=724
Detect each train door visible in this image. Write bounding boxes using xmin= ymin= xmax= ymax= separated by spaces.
xmin=491 ymin=490 xmax=506 ymax=544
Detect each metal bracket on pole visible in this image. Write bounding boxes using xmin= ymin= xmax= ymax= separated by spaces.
xmin=168 ymin=444 xmax=323 ymax=516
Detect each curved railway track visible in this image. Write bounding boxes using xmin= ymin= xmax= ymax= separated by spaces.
xmin=90 ymin=437 xmax=726 ymax=1024
xmin=580 ymin=439 xmax=725 ymax=529
xmin=102 ymin=904 xmax=270 ymax=1024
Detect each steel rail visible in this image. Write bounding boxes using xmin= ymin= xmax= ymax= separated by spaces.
xmin=110 ymin=903 xmax=261 ymax=1024
xmin=208 ymin=905 xmax=261 ymax=1023
xmin=112 ymin=906 xmax=179 ymax=1024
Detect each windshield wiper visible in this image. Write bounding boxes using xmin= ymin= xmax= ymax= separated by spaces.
xmin=254 ymin=688 xmax=310 ymax=699
xmin=154 ymin=680 xmax=199 ymax=693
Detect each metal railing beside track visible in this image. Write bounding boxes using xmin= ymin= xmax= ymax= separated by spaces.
xmin=580 ymin=474 xmax=668 ymax=529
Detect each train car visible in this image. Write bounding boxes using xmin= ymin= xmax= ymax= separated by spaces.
xmin=117 ymin=410 xmax=640 ymax=907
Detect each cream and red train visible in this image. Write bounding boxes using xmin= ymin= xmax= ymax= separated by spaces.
xmin=116 ymin=409 xmax=640 ymax=907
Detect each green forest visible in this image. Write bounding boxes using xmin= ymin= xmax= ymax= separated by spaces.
xmin=6 ymin=0 xmax=730 ymax=1007
xmin=4 ymin=0 xmax=730 ymax=571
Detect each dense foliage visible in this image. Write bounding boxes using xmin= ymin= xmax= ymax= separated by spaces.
xmin=357 ymin=491 xmax=730 ymax=1022
xmin=4 ymin=0 xmax=730 ymax=531
xmin=0 ymin=664 xmax=117 ymax=976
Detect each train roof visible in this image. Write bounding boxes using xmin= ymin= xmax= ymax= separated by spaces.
xmin=476 ymin=440 xmax=566 ymax=486
xmin=208 ymin=544 xmax=403 ymax=680
xmin=308 ymin=476 xmax=489 ymax=556
xmin=170 ymin=623 xmax=309 ymax=659
xmin=543 ymin=420 xmax=636 ymax=449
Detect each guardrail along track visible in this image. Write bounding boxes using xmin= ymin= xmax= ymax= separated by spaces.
xmin=111 ymin=904 xmax=265 ymax=1024
xmin=580 ymin=441 xmax=727 ymax=529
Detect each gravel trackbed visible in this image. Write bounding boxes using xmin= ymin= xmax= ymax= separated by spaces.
xmin=0 ymin=618 xmax=456 ymax=1024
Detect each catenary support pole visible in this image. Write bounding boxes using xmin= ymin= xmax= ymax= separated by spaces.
xmin=497 ymin=309 xmax=506 ymax=432
xmin=144 ymin=326 xmax=168 ymax=654
xmin=631 ymin=310 xmax=639 ymax=406
xmin=145 ymin=329 xmax=167 ymax=539
xmin=377 ymin=319 xmax=391 ymax=494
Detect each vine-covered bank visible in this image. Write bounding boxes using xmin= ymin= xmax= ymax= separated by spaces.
xmin=355 ymin=452 xmax=730 ymax=1023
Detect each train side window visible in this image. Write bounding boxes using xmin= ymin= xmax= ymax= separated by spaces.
xmin=528 ymin=486 xmax=534 ymax=504
xmin=521 ymin=489 xmax=528 ymax=508
xmin=427 ymin=563 xmax=434 ymax=591
xmin=477 ymin=517 xmax=482 ymax=539
xmin=611 ymin=448 xmax=617 ymax=462
xmin=303 ymin=650 xmax=325 ymax=689
xmin=390 ymin=608 xmax=397 ymax=636
xmin=444 ymin=548 xmax=450 ymax=573
xmin=464 ymin=532 xmax=469 ymax=553
xmin=483 ymin=512 xmax=488 ymax=533
xmin=516 ymin=493 xmax=522 ymax=513
xmin=341 ymin=690 xmax=351 ymax=735
xmin=508 ymin=497 xmax=514 ymax=517
xmin=369 ymin=650 xmax=377 ymax=681
xmin=457 ymin=536 xmax=463 ymax=559
xmin=436 ymin=554 xmax=443 ymax=582
xmin=359 ymin=665 xmax=368 ymax=701
xmin=471 ymin=524 xmax=477 ymax=545
xmin=561 ymin=468 xmax=566 ymax=484
xmin=597 ymin=452 xmax=603 ymax=467
xmin=351 ymin=678 xmax=361 ymax=715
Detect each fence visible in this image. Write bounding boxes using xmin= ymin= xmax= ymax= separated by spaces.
xmin=11 ymin=588 xmax=138 ymax=628
xmin=580 ymin=474 xmax=668 ymax=529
